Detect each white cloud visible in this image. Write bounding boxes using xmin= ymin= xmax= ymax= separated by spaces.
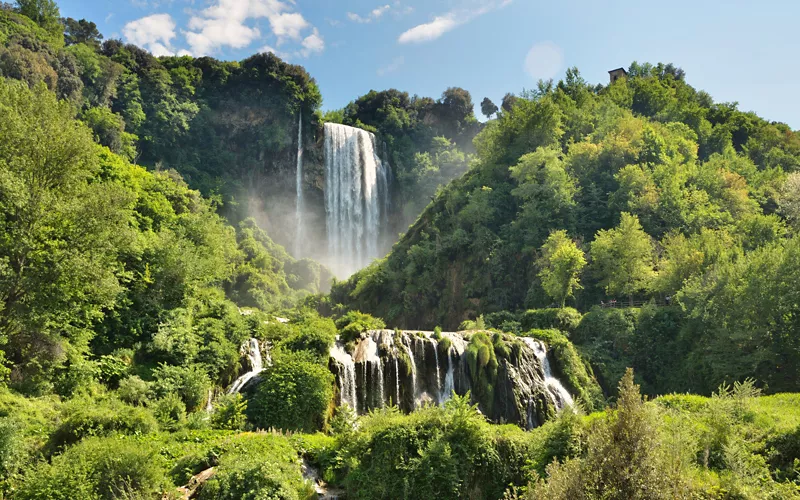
xmin=377 ymin=56 xmax=404 ymax=76
xmin=123 ymin=14 xmax=177 ymax=55
xmin=524 ymin=41 xmax=564 ymax=81
xmin=269 ymin=12 xmax=309 ymax=41
xmin=300 ymin=28 xmax=325 ymax=56
xmin=183 ymin=0 xmax=321 ymax=56
xmin=398 ymin=0 xmax=511 ymax=44
xmin=347 ymin=3 xmax=399 ymax=24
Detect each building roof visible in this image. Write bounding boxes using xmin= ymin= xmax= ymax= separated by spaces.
xmin=608 ymin=67 xmax=628 ymax=74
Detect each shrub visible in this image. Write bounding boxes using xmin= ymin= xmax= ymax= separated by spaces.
xmin=116 ymin=375 xmax=150 ymax=406
xmin=246 ymin=352 xmax=334 ymax=432
xmin=152 ymin=393 xmax=187 ymax=432
xmin=48 ymin=396 xmax=158 ymax=451
xmin=0 ymin=417 xmax=23 ymax=478
xmin=520 ymin=308 xmax=582 ymax=334
xmin=198 ymin=433 xmax=314 ymax=500
xmin=466 ymin=333 xmax=498 ymax=413
xmin=342 ymin=394 xmax=537 ymax=499
xmin=335 ymin=310 xmax=386 ymax=343
xmin=280 ymin=315 xmax=337 ymax=362
xmin=151 ymin=363 xmax=211 ymax=412
xmin=15 ymin=437 xmax=169 ymax=500
xmin=211 ymin=393 xmax=248 ymax=431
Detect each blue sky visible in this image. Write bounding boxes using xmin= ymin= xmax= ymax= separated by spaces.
xmin=57 ymin=0 xmax=800 ymax=128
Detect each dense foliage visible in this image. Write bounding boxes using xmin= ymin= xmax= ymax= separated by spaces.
xmin=333 ymin=64 xmax=800 ymax=396
xmin=1 ymin=3 xmax=800 ymax=498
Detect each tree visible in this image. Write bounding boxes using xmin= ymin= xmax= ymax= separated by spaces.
xmin=538 ymin=231 xmax=586 ymax=307
xmin=62 ymin=18 xmax=103 ymax=48
xmin=246 ymin=352 xmax=334 ymax=432
xmin=779 ymin=172 xmax=800 ymax=230
xmin=480 ymin=97 xmax=498 ymax=119
xmin=0 ymin=80 xmax=134 ymax=390
xmin=15 ymin=0 xmax=60 ymax=35
xmin=501 ymin=92 xmax=518 ymax=112
xmin=590 ymin=213 xmax=655 ymax=305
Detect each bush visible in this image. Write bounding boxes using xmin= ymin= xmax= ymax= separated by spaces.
xmin=48 ymin=396 xmax=158 ymax=451
xmin=246 ymin=352 xmax=334 ymax=432
xmin=116 ymin=375 xmax=150 ymax=406
xmin=211 ymin=393 xmax=247 ymax=431
xmin=152 ymin=393 xmax=187 ymax=431
xmin=151 ymin=363 xmax=211 ymax=412
xmin=0 ymin=417 xmax=23 ymax=479
xmin=572 ymin=307 xmax=639 ymax=395
xmin=466 ymin=333 xmax=498 ymax=413
xmin=520 ymin=308 xmax=582 ymax=334
xmin=198 ymin=433 xmax=314 ymax=500
xmin=341 ymin=394 xmax=538 ymax=499
xmin=280 ymin=315 xmax=337 ymax=362
xmin=335 ymin=310 xmax=386 ymax=343
xmin=15 ymin=437 xmax=169 ymax=500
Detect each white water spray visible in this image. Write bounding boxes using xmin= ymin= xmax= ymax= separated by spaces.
xmin=295 ymin=112 xmax=304 ymax=256
xmin=525 ymin=339 xmax=574 ymax=410
xmin=323 ymin=123 xmax=390 ymax=276
xmin=228 ymin=338 xmax=264 ymax=394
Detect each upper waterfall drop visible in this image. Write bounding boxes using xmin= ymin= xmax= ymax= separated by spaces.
xmin=294 ymin=112 xmax=304 ymax=257
xmin=324 ymin=122 xmax=390 ymax=277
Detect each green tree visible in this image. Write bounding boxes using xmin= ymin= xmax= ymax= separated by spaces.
xmin=62 ymin=17 xmax=103 ymax=48
xmin=15 ymin=0 xmax=60 ymax=35
xmin=538 ymin=231 xmax=586 ymax=307
xmin=0 ymin=80 xmax=133 ymax=391
xmin=480 ymin=97 xmax=498 ymax=119
xmin=590 ymin=213 xmax=655 ymax=304
xmin=779 ymin=172 xmax=800 ymax=230
xmin=246 ymin=352 xmax=333 ymax=432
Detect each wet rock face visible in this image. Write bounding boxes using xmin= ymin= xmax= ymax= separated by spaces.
xmin=328 ymin=330 xmax=572 ymax=429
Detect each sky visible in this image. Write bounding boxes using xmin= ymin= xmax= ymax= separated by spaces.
xmin=56 ymin=0 xmax=800 ymax=129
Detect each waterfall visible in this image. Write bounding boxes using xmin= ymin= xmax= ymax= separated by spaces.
xmin=525 ymin=339 xmax=574 ymax=410
xmin=394 ymin=356 xmax=401 ymax=407
xmin=295 ymin=112 xmax=304 ymax=256
xmin=432 ymin=340 xmax=442 ymax=402
xmin=401 ymin=337 xmax=418 ymax=408
xmin=324 ymin=123 xmax=390 ymax=276
xmin=442 ymin=348 xmax=454 ymax=404
xmin=331 ymin=342 xmax=357 ymax=410
xmin=228 ymin=338 xmax=264 ymax=394
xmin=329 ymin=330 xmax=575 ymax=427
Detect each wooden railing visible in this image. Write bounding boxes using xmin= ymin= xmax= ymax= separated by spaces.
xmin=598 ymin=299 xmax=673 ymax=308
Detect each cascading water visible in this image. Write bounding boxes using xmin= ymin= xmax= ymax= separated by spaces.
xmin=330 ymin=342 xmax=357 ymax=409
xmin=431 ymin=339 xmax=442 ymax=402
xmin=228 ymin=338 xmax=265 ymax=394
xmin=524 ymin=338 xmax=574 ymax=410
xmin=328 ymin=330 xmax=574 ymax=429
xmin=401 ymin=337 xmax=418 ymax=407
xmin=323 ymin=123 xmax=390 ymax=276
xmin=442 ymin=348 xmax=455 ymax=404
xmin=294 ymin=112 xmax=304 ymax=256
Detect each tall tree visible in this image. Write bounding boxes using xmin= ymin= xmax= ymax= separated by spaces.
xmin=538 ymin=230 xmax=586 ymax=307
xmin=480 ymin=97 xmax=498 ymax=119
xmin=501 ymin=92 xmax=518 ymax=112
xmin=779 ymin=172 xmax=800 ymax=230
xmin=590 ymin=213 xmax=655 ymax=305
xmin=62 ymin=17 xmax=103 ymax=48
xmin=15 ymin=0 xmax=60 ymax=35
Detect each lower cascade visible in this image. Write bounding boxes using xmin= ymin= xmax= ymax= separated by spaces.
xmin=328 ymin=330 xmax=574 ymax=429
xmin=228 ymin=338 xmax=270 ymax=394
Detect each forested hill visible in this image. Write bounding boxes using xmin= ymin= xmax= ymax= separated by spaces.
xmin=0 ymin=4 xmax=483 ymax=253
xmin=332 ymin=65 xmax=800 ymax=395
